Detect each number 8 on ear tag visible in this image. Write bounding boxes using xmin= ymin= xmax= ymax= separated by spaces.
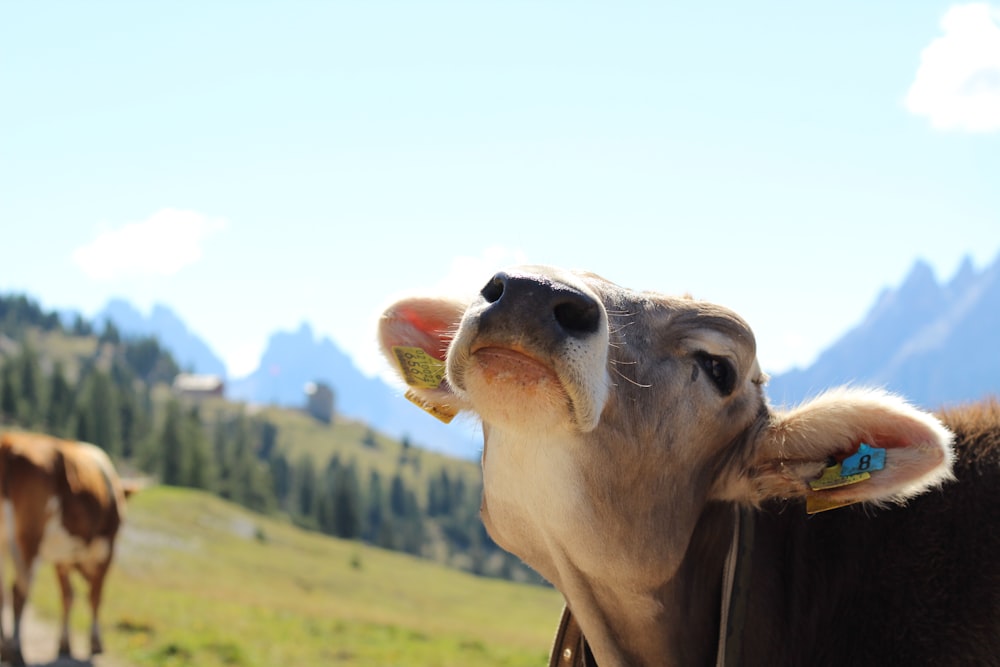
xmin=840 ymin=443 xmax=886 ymax=477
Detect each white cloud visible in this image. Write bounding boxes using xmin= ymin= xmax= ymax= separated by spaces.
xmin=905 ymin=3 xmax=1000 ymax=132
xmin=433 ymin=245 xmax=530 ymax=299
xmin=758 ymin=329 xmax=812 ymax=376
xmin=225 ymin=339 xmax=267 ymax=378
xmin=73 ymin=209 xmax=228 ymax=280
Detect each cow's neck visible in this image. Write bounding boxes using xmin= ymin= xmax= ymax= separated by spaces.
xmin=567 ymin=504 xmax=734 ymax=667
xmin=553 ymin=503 xmax=737 ymax=667
xmin=480 ymin=427 xmax=739 ymax=665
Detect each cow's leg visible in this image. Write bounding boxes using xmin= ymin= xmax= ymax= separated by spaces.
xmin=6 ymin=527 xmax=42 ymax=667
xmin=0 ymin=501 xmax=7 ymax=649
xmin=0 ymin=579 xmax=25 ymax=667
xmin=7 ymin=570 xmax=33 ymax=667
xmin=55 ymin=563 xmax=74 ymax=658
xmin=0 ymin=500 xmax=6 ymax=662
xmin=82 ymin=561 xmax=110 ymax=656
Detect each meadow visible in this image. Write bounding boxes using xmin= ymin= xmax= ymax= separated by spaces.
xmin=29 ymin=486 xmax=565 ymax=667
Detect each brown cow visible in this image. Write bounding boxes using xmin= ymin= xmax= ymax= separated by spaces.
xmin=0 ymin=432 xmax=130 ymax=666
xmin=378 ymin=265 xmax=1000 ymax=666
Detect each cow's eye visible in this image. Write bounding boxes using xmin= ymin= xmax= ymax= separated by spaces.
xmin=696 ymin=353 xmax=736 ymax=396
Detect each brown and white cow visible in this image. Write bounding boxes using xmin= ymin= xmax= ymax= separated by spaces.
xmin=0 ymin=432 xmax=131 ymax=666
xmin=378 ymin=265 xmax=1000 ymax=666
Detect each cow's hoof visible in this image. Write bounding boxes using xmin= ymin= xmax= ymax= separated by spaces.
xmin=58 ymin=638 xmax=73 ymax=658
xmin=1 ymin=644 xmax=25 ymax=667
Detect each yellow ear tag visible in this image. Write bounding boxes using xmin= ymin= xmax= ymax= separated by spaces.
xmin=392 ymin=346 xmax=447 ymax=389
xmin=404 ymin=389 xmax=457 ymax=424
xmin=392 ymin=346 xmax=457 ymax=424
xmin=808 ymin=463 xmax=871 ymax=491
xmin=806 ymin=495 xmax=859 ymax=514
xmin=806 ymin=462 xmax=871 ymax=515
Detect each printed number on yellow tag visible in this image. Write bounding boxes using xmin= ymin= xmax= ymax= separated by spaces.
xmin=808 ymin=463 xmax=872 ymax=491
xmin=393 ymin=346 xmax=446 ymax=389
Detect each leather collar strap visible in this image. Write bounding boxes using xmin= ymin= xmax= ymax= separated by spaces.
xmin=548 ymin=605 xmax=595 ymax=667
xmin=717 ymin=504 xmax=755 ymax=667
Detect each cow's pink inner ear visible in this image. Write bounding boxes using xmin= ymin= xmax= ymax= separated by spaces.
xmin=380 ymin=298 xmax=466 ymax=369
xmin=869 ymin=413 xmax=951 ymax=451
xmin=397 ymin=307 xmax=452 ymax=362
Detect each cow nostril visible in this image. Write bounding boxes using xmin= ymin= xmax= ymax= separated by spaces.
xmin=481 ymin=276 xmax=505 ymax=304
xmin=479 ymin=271 xmax=602 ymax=338
xmin=554 ymin=298 xmax=601 ymax=336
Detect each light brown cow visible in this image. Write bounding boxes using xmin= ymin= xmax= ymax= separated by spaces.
xmin=377 ymin=266 xmax=999 ymax=666
xmin=0 ymin=432 xmax=130 ymax=666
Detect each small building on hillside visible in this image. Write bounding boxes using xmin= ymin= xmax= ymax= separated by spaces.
xmin=304 ymin=381 xmax=334 ymax=424
xmin=173 ymin=373 xmax=225 ymax=399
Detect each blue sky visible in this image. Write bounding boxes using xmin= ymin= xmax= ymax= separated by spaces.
xmin=2 ymin=2 xmax=998 ymax=384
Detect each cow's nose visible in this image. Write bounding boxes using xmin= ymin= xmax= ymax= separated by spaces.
xmin=479 ymin=271 xmax=601 ymax=338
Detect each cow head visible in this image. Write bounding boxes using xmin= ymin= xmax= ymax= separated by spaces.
xmin=378 ymin=265 xmax=954 ymax=666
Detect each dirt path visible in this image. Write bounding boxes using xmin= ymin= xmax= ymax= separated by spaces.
xmin=2 ymin=606 xmax=132 ymax=667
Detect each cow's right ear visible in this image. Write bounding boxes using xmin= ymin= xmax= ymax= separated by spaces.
xmin=733 ymin=388 xmax=955 ymax=512
xmin=377 ymin=296 xmax=470 ymax=423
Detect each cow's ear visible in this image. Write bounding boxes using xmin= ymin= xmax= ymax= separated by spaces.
xmin=377 ymin=296 xmax=470 ymax=423
xmin=738 ymin=389 xmax=954 ymax=512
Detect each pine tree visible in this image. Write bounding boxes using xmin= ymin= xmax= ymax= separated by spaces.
xmin=227 ymin=415 xmax=254 ymax=505
xmin=117 ymin=388 xmax=142 ymax=459
xmin=428 ymin=469 xmax=455 ymax=517
xmin=45 ymin=361 xmax=74 ymax=436
xmin=293 ymin=454 xmax=318 ymax=522
xmin=332 ymin=464 xmax=361 ymax=539
xmin=15 ymin=343 xmax=45 ymax=427
xmin=315 ymin=456 xmax=341 ymax=534
xmin=270 ymin=451 xmax=292 ymax=510
xmin=390 ymin=473 xmax=408 ymax=518
xmin=258 ymin=420 xmax=279 ymax=461
xmin=213 ymin=418 xmax=232 ymax=497
xmin=362 ymin=428 xmax=377 ymax=448
xmin=225 ymin=414 xmax=275 ymax=513
xmin=124 ymin=337 xmax=165 ymax=384
xmin=99 ymin=321 xmax=120 ymax=345
xmin=160 ymin=399 xmax=186 ymax=486
xmin=438 ymin=469 xmax=453 ymax=516
xmin=1 ymin=362 xmax=19 ymax=422
xmin=76 ymin=370 xmax=121 ymax=455
xmin=71 ymin=314 xmax=92 ymax=336
xmin=399 ymin=486 xmax=425 ymax=555
xmin=184 ymin=405 xmax=215 ymax=490
xmin=364 ymin=470 xmax=385 ymax=544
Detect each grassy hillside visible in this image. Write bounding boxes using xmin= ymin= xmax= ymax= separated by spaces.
xmin=30 ymin=486 xmax=564 ymax=667
xmin=167 ymin=385 xmax=484 ymax=508
xmin=259 ymin=404 xmax=482 ymax=501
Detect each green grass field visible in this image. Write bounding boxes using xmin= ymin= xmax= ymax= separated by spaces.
xmin=30 ymin=486 xmax=564 ymax=667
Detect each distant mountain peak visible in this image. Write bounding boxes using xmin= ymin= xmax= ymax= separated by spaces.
xmin=946 ymin=254 xmax=983 ymax=300
xmin=768 ymin=250 xmax=1000 ymax=410
xmin=95 ymin=299 xmax=227 ymax=378
xmin=954 ymin=254 xmax=975 ymax=278
xmin=900 ymin=258 xmax=937 ymax=292
xmin=151 ymin=303 xmax=180 ymax=319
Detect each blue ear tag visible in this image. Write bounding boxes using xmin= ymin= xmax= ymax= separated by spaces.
xmin=839 ymin=443 xmax=886 ymax=477
xmin=806 ymin=443 xmax=888 ymax=514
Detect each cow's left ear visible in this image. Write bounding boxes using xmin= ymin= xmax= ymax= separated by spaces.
xmin=377 ymin=296 xmax=471 ymax=423
xmin=735 ymin=389 xmax=955 ymax=511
